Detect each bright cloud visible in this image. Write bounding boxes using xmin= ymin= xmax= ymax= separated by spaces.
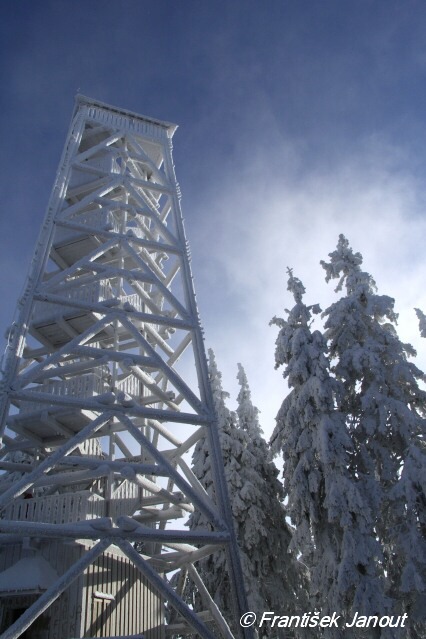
xmin=192 ymin=140 xmax=426 ymax=436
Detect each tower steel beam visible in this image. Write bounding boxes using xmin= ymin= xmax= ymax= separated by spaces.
xmin=0 ymin=96 xmax=251 ymax=639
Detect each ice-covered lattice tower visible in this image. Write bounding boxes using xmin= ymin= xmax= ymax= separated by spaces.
xmin=0 ymin=96 xmax=250 ymax=639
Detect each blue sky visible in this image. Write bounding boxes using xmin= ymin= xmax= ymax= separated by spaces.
xmin=2 ymin=0 xmax=426 ymax=435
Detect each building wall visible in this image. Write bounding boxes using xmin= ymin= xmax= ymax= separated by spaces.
xmin=0 ymin=541 xmax=164 ymax=639
xmin=80 ymin=544 xmax=164 ymax=639
xmin=0 ymin=541 xmax=82 ymax=638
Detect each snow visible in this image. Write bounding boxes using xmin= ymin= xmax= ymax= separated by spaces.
xmin=0 ymin=554 xmax=59 ymax=593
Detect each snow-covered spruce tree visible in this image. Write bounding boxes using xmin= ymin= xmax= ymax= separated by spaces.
xmin=270 ymin=269 xmax=386 ymax=636
xmin=415 ymin=308 xmax=426 ymax=338
xmin=235 ymin=363 xmax=309 ymax=625
xmin=321 ymin=235 xmax=426 ymax=635
xmin=188 ymin=350 xmax=306 ymax=637
xmin=187 ymin=349 xmax=251 ymax=633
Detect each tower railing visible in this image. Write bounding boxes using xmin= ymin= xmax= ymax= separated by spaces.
xmin=3 ymin=491 xmax=106 ymax=524
xmin=18 ymin=370 xmax=110 ymax=415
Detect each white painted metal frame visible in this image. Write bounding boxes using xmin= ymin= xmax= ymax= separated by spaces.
xmin=0 ymin=96 xmax=251 ymax=639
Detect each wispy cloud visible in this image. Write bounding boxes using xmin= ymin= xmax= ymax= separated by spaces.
xmin=192 ymin=138 xmax=426 ymax=435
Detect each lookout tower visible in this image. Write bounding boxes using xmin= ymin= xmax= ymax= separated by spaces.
xmin=0 ymin=96 xmax=249 ymax=639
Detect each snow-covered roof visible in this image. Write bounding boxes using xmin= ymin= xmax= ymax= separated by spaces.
xmin=0 ymin=554 xmax=58 ymax=595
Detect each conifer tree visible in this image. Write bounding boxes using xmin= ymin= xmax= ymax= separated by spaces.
xmin=321 ymin=235 xmax=426 ymax=635
xmin=270 ymin=269 xmax=385 ymax=635
xmin=415 ymin=308 xmax=426 ymax=338
xmin=189 ymin=350 xmax=306 ymax=637
xmin=187 ymin=349 xmax=253 ymax=633
xmin=235 ymin=363 xmax=308 ymax=624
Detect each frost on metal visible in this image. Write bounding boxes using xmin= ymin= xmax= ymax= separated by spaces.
xmin=0 ymin=96 xmax=250 ymax=639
